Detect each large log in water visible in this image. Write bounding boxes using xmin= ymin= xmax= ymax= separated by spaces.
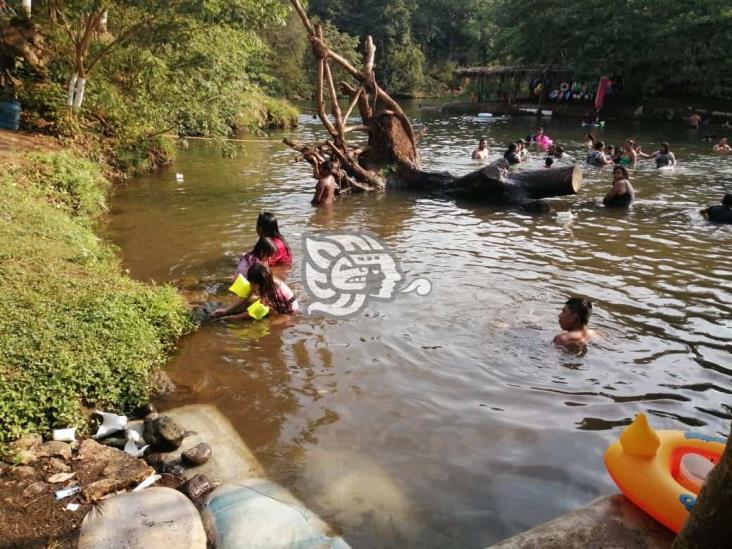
xmin=396 ymin=163 xmax=582 ymax=204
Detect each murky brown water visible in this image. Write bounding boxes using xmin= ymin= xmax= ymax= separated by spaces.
xmin=105 ymin=109 xmax=732 ymax=548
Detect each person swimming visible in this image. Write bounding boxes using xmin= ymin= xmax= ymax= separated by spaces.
xmin=701 ymin=193 xmax=732 ymax=224
xmin=212 ymin=262 xmax=299 ymax=320
xmin=713 ymin=138 xmax=731 ymax=152
xmin=544 ymin=157 xmax=554 ymax=168
xmin=472 ymin=138 xmax=489 ymax=160
xmin=603 ymin=165 xmax=635 ymax=208
xmin=585 ymin=133 xmax=595 ymax=149
xmin=553 ymin=297 xmax=594 ymax=347
xmin=503 ymin=143 xmax=520 ymax=165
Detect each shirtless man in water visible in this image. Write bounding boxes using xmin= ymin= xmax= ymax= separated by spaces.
xmin=554 ymin=297 xmax=594 ymax=347
xmin=472 ymin=139 xmax=489 ymax=160
xmin=311 ymin=160 xmax=338 ymax=206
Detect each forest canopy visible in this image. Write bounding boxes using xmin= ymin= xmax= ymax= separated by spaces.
xmin=305 ymin=0 xmax=732 ymax=99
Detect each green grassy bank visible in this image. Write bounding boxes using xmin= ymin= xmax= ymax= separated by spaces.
xmin=0 ymin=151 xmax=193 ymax=443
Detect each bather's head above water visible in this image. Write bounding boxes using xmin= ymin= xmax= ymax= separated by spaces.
xmin=558 ymin=297 xmax=592 ymax=331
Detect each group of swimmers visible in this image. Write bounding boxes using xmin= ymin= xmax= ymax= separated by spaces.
xmin=209 ymin=211 xmax=593 ymax=348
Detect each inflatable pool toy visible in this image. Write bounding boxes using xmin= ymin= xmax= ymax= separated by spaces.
xmin=477 ymin=112 xmax=493 ymax=118
xmin=229 ymin=274 xmax=252 ymax=299
xmin=534 ymin=134 xmax=553 ymax=148
xmin=247 ymin=299 xmax=270 ymax=320
xmin=604 ymin=413 xmax=726 ymax=533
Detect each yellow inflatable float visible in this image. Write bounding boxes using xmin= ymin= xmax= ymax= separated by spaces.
xmin=604 ymin=413 xmax=726 ymax=533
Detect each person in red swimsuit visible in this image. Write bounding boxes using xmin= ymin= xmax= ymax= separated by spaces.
xmin=253 ymin=212 xmax=292 ymax=266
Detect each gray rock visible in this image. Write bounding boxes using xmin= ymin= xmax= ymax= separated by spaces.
xmin=78 ymin=487 xmax=207 ymax=549
xmin=35 ymin=441 xmax=72 ymax=461
xmin=144 ymin=453 xmax=168 ymax=470
xmin=161 ymin=405 xmax=264 ymax=483
xmin=48 ymin=458 xmax=71 ymax=473
xmin=9 ymin=433 xmax=43 ymax=452
xmin=144 ymin=415 xmax=185 ymax=451
xmin=490 ymin=494 xmax=674 ymax=549
xmin=8 ymin=466 xmax=36 ymax=479
xmin=163 ymin=464 xmax=186 ymax=477
xmin=151 ymin=370 xmax=177 ymax=396
xmin=98 ymin=436 xmax=127 ymax=450
xmin=179 ymin=474 xmax=212 ymax=502
xmin=23 ymin=481 xmax=47 ymax=497
xmin=182 ymin=443 xmax=212 ymax=467
xmin=135 ymin=403 xmax=157 ymax=418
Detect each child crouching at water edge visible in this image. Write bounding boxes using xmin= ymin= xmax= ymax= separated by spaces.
xmin=235 ymin=237 xmax=277 ymax=279
xmin=213 ymin=263 xmax=299 ymax=321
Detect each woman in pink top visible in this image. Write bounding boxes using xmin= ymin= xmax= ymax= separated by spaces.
xmin=254 ymin=212 xmax=292 ymax=266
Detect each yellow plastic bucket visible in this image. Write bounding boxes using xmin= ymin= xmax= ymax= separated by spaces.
xmin=247 ymin=299 xmax=270 ymax=320
xmin=228 ymin=274 xmax=252 ymax=299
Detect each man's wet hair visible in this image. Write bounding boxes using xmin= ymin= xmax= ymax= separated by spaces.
xmin=320 ymin=160 xmax=333 ymax=174
xmin=565 ymin=297 xmax=593 ymax=326
xmin=723 ymin=193 xmax=732 ymax=207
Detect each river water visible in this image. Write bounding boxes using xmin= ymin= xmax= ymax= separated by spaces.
xmin=105 ymin=108 xmax=732 ymax=547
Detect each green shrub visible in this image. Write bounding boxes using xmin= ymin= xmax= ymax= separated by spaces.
xmin=0 ymin=153 xmax=193 ymax=443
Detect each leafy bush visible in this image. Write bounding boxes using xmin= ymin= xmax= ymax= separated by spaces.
xmin=0 ymin=153 xmax=193 ymax=443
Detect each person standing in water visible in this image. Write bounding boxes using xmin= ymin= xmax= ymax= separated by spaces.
xmin=639 ymin=142 xmax=676 ymax=168
xmin=554 ymin=297 xmax=594 ymax=347
xmin=688 ymin=111 xmax=702 ymax=129
xmin=587 ymin=141 xmax=614 ymax=167
xmin=311 ymin=160 xmax=338 ymax=206
xmin=472 ymin=139 xmax=489 ymax=160
xmin=617 ymin=139 xmax=637 ymax=168
xmin=603 ymin=166 xmax=635 ymax=208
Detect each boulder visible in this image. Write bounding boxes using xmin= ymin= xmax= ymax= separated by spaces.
xmin=78 ymin=487 xmax=207 ymax=549
xmin=160 ymin=404 xmax=263 ymax=483
xmin=35 ymin=441 xmax=72 ymax=461
xmin=143 ymin=415 xmax=185 ymax=451
xmin=180 ymin=474 xmax=212 ymax=502
xmin=202 ymin=481 xmax=350 ymax=549
xmin=9 ymin=433 xmax=42 ymax=453
xmin=490 ymin=494 xmax=674 ymax=548
xmin=182 ymin=443 xmax=212 ymax=467
xmin=48 ymin=457 xmax=71 ymax=473
xmin=151 ymin=370 xmax=177 ymax=396
xmin=77 ymin=439 xmax=154 ymax=502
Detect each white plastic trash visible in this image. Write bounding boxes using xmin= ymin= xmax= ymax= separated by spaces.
xmin=477 ymin=113 xmax=493 ymax=118
xmin=555 ymin=211 xmax=574 ymax=224
xmin=176 ymin=173 xmax=184 ymax=182
xmin=53 ymin=427 xmax=76 ymax=442
xmin=123 ymin=429 xmax=149 ymax=457
xmin=92 ymin=411 xmax=127 ymax=439
xmin=679 ymin=453 xmax=714 ymax=492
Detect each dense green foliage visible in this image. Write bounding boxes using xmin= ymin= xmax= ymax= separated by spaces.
xmin=0 ymin=152 xmax=193 ymax=442
xmin=3 ymin=0 xmax=298 ymax=171
xmin=306 ymin=0 xmax=732 ymax=99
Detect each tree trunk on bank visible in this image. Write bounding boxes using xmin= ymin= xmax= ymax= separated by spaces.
xmin=672 ymin=423 xmax=732 ymax=549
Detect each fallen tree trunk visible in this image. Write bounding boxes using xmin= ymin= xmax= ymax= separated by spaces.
xmin=396 ymin=163 xmax=582 ymax=204
xmin=284 ymin=0 xmax=581 ymax=207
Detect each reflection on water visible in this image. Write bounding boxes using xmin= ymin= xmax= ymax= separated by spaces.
xmin=104 ymin=108 xmax=732 ymax=547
